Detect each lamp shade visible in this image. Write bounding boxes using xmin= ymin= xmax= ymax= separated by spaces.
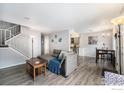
xmin=111 ymin=16 xmax=124 ymax=25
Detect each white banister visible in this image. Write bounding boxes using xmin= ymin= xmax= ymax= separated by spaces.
xmin=5 ymin=30 xmax=6 ymax=42
xmin=0 ymin=30 xmax=1 ymax=43
xmin=0 ymin=25 xmax=21 ymax=46
xmin=7 ymin=24 xmax=19 ymax=30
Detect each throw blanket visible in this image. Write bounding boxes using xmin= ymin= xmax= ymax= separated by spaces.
xmin=48 ymin=58 xmax=61 ymax=74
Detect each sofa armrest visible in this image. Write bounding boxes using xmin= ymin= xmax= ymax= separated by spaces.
xmin=65 ymin=53 xmax=77 ymax=76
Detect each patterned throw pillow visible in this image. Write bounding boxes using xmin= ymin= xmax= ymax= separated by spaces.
xmin=116 ymin=74 xmax=124 ymax=85
xmin=104 ymin=71 xmax=124 ymax=85
xmin=104 ymin=71 xmax=117 ymax=85
xmin=52 ymin=49 xmax=61 ymax=58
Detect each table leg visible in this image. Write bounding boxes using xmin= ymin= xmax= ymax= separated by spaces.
xmin=44 ymin=64 xmax=46 ymax=78
xmin=38 ymin=67 xmax=41 ymax=75
xmin=96 ymin=55 xmax=98 ymax=64
xmin=40 ymin=67 xmax=42 ymax=76
xmin=26 ymin=63 xmax=28 ymax=72
xmin=33 ymin=68 xmax=35 ymax=81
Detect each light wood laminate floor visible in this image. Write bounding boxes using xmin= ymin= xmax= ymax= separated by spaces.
xmin=0 ymin=56 xmax=113 ymax=85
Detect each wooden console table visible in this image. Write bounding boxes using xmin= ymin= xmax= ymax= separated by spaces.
xmin=96 ymin=48 xmax=115 ymax=68
xmin=26 ymin=58 xmax=46 ymax=81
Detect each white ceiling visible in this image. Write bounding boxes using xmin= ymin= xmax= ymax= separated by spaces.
xmin=0 ymin=3 xmax=123 ymax=33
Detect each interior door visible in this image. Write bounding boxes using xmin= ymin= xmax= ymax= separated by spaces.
xmin=41 ymin=34 xmax=44 ymax=55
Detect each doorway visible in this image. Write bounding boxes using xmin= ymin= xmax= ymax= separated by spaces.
xmin=41 ymin=34 xmax=45 ymax=55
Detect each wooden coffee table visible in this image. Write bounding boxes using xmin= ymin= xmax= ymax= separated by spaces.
xmin=26 ymin=58 xmax=46 ymax=81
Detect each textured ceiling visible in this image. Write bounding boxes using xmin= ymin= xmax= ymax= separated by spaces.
xmin=0 ymin=3 xmax=123 ymax=33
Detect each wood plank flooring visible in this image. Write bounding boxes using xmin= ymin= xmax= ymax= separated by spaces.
xmin=0 ymin=56 xmax=113 ymax=85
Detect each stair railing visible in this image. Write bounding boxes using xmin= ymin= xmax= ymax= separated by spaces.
xmin=0 ymin=25 xmax=21 ymax=46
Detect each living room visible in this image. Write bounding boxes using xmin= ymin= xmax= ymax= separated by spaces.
xmin=0 ymin=3 xmax=124 ymax=87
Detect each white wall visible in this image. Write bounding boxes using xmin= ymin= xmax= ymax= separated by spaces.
xmin=49 ymin=30 xmax=70 ymax=53
xmin=79 ymin=30 xmax=113 ymax=57
xmin=44 ymin=35 xmax=49 ymax=54
xmin=6 ymin=26 xmax=41 ymax=58
xmin=0 ymin=48 xmax=27 ymax=69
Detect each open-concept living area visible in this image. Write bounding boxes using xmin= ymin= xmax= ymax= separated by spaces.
xmin=0 ymin=3 xmax=124 ymax=85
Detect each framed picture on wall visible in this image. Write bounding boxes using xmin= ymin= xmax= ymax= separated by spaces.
xmin=88 ymin=36 xmax=98 ymax=45
xmin=51 ymin=39 xmax=54 ymax=43
xmin=71 ymin=38 xmax=74 ymax=44
xmin=58 ymin=38 xmax=62 ymax=42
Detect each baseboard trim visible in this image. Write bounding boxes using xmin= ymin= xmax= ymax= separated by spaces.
xmin=0 ymin=62 xmax=26 ymax=70
xmin=0 ymin=45 xmax=8 ymax=47
xmin=79 ymin=56 xmax=95 ymax=58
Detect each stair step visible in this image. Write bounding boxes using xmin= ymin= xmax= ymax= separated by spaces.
xmin=0 ymin=45 xmax=9 ymax=47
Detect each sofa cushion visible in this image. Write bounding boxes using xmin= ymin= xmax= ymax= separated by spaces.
xmin=38 ymin=54 xmax=54 ymax=63
xmin=52 ymin=49 xmax=61 ymax=58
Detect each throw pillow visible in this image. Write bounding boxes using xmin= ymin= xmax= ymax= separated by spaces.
xmin=104 ymin=71 xmax=117 ymax=85
xmin=104 ymin=71 xmax=124 ymax=85
xmin=58 ymin=53 xmax=64 ymax=61
xmin=52 ymin=49 xmax=61 ymax=58
xmin=116 ymin=74 xmax=124 ymax=85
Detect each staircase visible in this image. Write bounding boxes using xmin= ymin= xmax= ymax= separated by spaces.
xmin=0 ymin=21 xmax=29 ymax=69
xmin=0 ymin=47 xmax=27 ymax=69
xmin=0 ymin=25 xmax=21 ymax=47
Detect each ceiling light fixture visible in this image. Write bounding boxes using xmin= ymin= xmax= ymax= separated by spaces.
xmin=24 ymin=17 xmax=31 ymax=21
xmin=71 ymin=32 xmax=79 ymax=37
